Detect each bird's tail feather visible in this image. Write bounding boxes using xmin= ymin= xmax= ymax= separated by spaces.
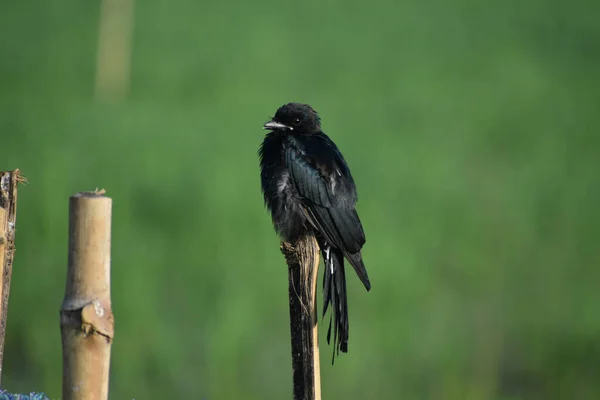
xmin=345 ymin=251 xmax=371 ymax=291
xmin=322 ymin=247 xmax=349 ymax=363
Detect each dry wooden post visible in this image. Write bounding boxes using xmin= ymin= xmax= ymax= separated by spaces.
xmin=281 ymin=235 xmax=322 ymax=400
xmin=60 ymin=190 xmax=114 ymax=400
xmin=0 ymin=169 xmax=25 ymax=384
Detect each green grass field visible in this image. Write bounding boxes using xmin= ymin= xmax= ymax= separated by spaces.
xmin=1 ymin=0 xmax=599 ymax=398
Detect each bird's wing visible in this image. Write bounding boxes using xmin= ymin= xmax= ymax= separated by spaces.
xmin=285 ymin=134 xmax=366 ymax=254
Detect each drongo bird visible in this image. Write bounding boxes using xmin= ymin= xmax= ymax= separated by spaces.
xmin=259 ymin=102 xmax=371 ymax=360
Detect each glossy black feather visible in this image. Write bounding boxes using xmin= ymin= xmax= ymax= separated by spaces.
xmin=259 ymin=103 xmax=371 ymax=359
xmin=322 ymin=246 xmax=349 ymax=361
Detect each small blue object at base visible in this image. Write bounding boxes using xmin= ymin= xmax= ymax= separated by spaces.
xmin=0 ymin=390 xmax=50 ymax=400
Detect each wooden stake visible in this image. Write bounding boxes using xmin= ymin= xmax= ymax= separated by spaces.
xmin=281 ymin=235 xmax=322 ymax=400
xmin=61 ymin=190 xmax=114 ymax=400
xmin=0 ymin=169 xmax=24 ymax=385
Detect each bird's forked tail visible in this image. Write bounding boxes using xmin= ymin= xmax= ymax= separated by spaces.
xmin=322 ymin=245 xmax=349 ymax=363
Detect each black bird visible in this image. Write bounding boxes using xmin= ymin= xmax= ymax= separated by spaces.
xmin=259 ymin=102 xmax=370 ymax=360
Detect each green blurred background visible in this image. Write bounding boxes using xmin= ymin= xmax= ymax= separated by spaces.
xmin=1 ymin=0 xmax=599 ymax=398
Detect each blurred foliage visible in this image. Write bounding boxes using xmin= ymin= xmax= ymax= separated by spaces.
xmin=1 ymin=0 xmax=599 ymax=398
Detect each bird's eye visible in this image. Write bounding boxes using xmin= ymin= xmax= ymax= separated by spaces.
xmin=293 ymin=118 xmax=301 ymax=126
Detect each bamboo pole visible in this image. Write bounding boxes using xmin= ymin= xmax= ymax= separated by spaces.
xmin=281 ymin=235 xmax=322 ymax=400
xmin=0 ymin=169 xmax=25 ymax=384
xmin=60 ymin=190 xmax=114 ymax=400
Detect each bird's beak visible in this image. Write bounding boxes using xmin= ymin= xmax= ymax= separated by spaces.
xmin=263 ymin=121 xmax=290 ymax=130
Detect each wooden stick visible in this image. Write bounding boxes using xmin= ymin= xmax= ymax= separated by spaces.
xmin=61 ymin=190 xmax=114 ymax=400
xmin=281 ymin=235 xmax=322 ymax=400
xmin=0 ymin=169 xmax=24 ymax=385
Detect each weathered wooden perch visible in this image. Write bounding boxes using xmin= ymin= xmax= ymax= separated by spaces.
xmin=0 ymin=169 xmax=25 ymax=385
xmin=281 ymin=235 xmax=322 ymax=400
xmin=61 ymin=190 xmax=114 ymax=400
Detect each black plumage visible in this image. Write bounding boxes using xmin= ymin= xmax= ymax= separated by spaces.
xmin=258 ymin=102 xmax=370 ymax=360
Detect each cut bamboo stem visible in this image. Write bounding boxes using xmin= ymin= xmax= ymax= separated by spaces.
xmin=281 ymin=235 xmax=322 ymax=400
xmin=0 ymin=169 xmax=24 ymax=385
xmin=61 ymin=190 xmax=114 ymax=400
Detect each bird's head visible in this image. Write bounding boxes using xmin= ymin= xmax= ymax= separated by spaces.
xmin=263 ymin=103 xmax=321 ymax=134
